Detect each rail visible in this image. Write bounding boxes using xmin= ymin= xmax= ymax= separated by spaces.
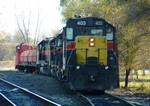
xmin=0 ymin=78 xmax=61 ymax=106
xmin=0 ymin=92 xmax=17 ymax=106
xmin=77 ymin=91 xmax=136 ymax=106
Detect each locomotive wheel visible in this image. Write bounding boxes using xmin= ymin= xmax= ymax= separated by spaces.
xmin=51 ymin=68 xmax=54 ymax=76
xmin=31 ymin=68 xmax=34 ymax=73
xmin=36 ymin=65 xmax=40 ymax=74
xmin=18 ymin=68 xmax=21 ymax=71
xmin=22 ymin=68 xmax=25 ymax=72
xmin=26 ymin=67 xmax=32 ymax=73
xmin=56 ymin=71 xmax=62 ymax=81
xmin=26 ymin=68 xmax=29 ymax=73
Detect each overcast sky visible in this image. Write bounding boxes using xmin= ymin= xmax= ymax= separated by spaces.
xmin=0 ymin=0 xmax=64 ymax=37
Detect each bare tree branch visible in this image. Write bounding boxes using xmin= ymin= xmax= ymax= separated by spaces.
xmin=34 ymin=9 xmax=40 ymax=46
xmin=36 ymin=19 xmax=42 ymax=45
xmin=15 ymin=15 xmax=26 ymax=43
xmin=14 ymin=3 xmax=41 ymax=46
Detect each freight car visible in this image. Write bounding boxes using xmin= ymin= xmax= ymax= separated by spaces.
xmin=15 ymin=16 xmax=119 ymax=91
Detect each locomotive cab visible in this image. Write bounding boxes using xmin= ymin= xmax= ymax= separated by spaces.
xmin=49 ymin=34 xmax=63 ymax=78
xmin=36 ymin=38 xmax=51 ymax=74
xmin=15 ymin=44 xmax=33 ymax=70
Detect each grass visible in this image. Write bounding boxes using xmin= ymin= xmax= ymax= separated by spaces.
xmin=120 ymin=70 xmax=150 ymax=94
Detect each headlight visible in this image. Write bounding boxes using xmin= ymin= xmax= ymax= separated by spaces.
xmin=90 ymin=42 xmax=95 ymax=46
xmin=76 ymin=66 xmax=80 ymax=70
xmin=90 ymin=38 xmax=95 ymax=42
xmin=89 ymin=37 xmax=95 ymax=47
xmin=105 ymin=66 xmax=109 ymax=70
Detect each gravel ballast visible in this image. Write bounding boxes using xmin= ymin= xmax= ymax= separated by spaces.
xmin=0 ymin=70 xmax=87 ymax=106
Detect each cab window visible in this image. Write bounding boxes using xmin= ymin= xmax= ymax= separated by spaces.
xmin=66 ymin=28 xmax=73 ymax=40
xmin=91 ymin=29 xmax=103 ymax=36
xmin=58 ymin=39 xmax=62 ymax=47
xmin=78 ymin=27 xmax=103 ymax=36
xmin=79 ymin=28 xmax=89 ymax=35
xmin=106 ymin=27 xmax=113 ymax=40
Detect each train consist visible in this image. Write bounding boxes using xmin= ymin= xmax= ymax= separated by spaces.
xmin=15 ymin=16 xmax=119 ymax=91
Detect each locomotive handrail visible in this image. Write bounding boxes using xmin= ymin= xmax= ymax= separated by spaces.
xmin=67 ymin=49 xmax=74 ymax=65
xmin=108 ymin=49 xmax=118 ymax=60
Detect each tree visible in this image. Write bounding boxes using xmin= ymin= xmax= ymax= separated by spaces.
xmin=0 ymin=31 xmax=8 ymax=42
xmin=0 ymin=32 xmax=16 ymax=61
xmin=60 ymin=0 xmax=104 ymax=22
xmin=15 ymin=10 xmax=31 ymax=45
xmin=14 ymin=4 xmax=42 ymax=46
xmin=119 ymin=26 xmax=140 ymax=88
xmin=13 ymin=30 xmax=34 ymax=45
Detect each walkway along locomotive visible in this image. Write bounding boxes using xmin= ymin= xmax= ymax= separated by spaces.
xmin=15 ymin=16 xmax=119 ymax=91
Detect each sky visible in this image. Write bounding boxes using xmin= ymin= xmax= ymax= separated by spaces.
xmin=0 ymin=0 xmax=64 ymax=37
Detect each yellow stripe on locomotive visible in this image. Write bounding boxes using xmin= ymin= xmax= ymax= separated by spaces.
xmin=76 ymin=36 xmax=107 ymax=65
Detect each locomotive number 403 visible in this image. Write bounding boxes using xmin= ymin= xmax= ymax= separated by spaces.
xmin=77 ymin=21 xmax=86 ymax=25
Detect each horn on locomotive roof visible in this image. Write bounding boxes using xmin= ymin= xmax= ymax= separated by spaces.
xmin=74 ymin=15 xmax=81 ymax=19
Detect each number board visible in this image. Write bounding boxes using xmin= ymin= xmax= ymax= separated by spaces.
xmin=76 ymin=20 xmax=103 ymax=26
xmin=94 ymin=21 xmax=103 ymax=26
xmin=76 ymin=20 xmax=87 ymax=26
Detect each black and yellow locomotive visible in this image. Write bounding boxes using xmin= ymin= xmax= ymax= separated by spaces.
xmin=36 ymin=16 xmax=119 ymax=91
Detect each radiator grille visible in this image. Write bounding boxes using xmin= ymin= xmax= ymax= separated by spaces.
xmin=87 ymin=57 xmax=98 ymax=66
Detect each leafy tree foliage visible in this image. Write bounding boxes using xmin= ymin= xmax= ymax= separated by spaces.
xmin=0 ymin=32 xmax=16 ymax=61
xmin=0 ymin=31 xmax=8 ymax=43
xmin=60 ymin=0 xmax=150 ymax=88
xmin=0 ymin=30 xmax=35 ymax=61
xmin=13 ymin=30 xmax=34 ymax=45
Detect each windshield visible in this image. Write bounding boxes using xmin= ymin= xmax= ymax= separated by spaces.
xmin=78 ymin=27 xmax=103 ymax=36
xmin=106 ymin=27 xmax=114 ymax=40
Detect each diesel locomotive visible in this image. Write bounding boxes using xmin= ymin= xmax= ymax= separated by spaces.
xmin=15 ymin=16 xmax=119 ymax=91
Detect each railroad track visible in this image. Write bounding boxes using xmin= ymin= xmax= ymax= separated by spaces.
xmin=0 ymin=92 xmax=16 ymax=106
xmin=77 ymin=91 xmax=136 ymax=106
xmin=0 ymin=78 xmax=61 ymax=106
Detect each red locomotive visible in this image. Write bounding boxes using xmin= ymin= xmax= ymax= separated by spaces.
xmin=15 ymin=44 xmax=36 ymax=72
